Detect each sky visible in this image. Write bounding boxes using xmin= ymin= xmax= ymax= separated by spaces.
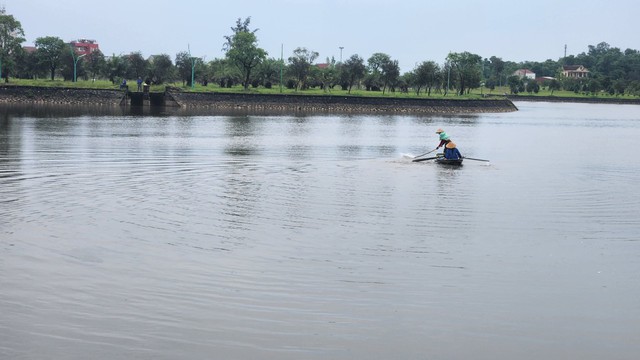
xmin=6 ymin=0 xmax=640 ymax=72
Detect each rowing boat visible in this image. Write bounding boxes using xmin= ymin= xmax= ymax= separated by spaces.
xmin=412 ymin=154 xmax=464 ymax=165
xmin=435 ymin=157 xmax=463 ymax=166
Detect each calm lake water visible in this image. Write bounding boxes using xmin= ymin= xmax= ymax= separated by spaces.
xmin=1 ymin=102 xmax=639 ymax=360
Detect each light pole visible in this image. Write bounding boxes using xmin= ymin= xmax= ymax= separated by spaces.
xmin=339 ymin=46 xmax=344 ymax=63
xmin=72 ymin=52 xmax=86 ymax=83
xmin=188 ymin=44 xmax=196 ymax=89
xmin=446 ymin=62 xmax=451 ymax=96
xmin=190 ymin=57 xmax=195 ymax=89
xmin=280 ymin=43 xmax=283 ymax=93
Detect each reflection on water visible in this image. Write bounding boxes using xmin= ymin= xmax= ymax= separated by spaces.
xmin=1 ymin=102 xmax=639 ymax=360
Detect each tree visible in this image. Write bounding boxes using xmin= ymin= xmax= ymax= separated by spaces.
xmin=287 ymin=47 xmax=318 ymax=90
xmin=342 ymin=54 xmax=366 ymax=94
xmin=507 ymin=75 xmax=522 ymax=94
xmin=526 ymin=81 xmax=539 ymax=94
xmin=104 ymin=54 xmax=128 ymax=84
xmin=587 ymin=78 xmax=601 ymax=95
xmin=148 ymin=54 xmax=174 ymax=84
xmin=365 ymin=53 xmax=400 ymax=94
xmin=85 ymin=49 xmax=106 ymax=81
xmin=35 ymin=36 xmax=66 ymax=80
xmin=413 ymin=61 xmax=440 ymax=96
xmin=317 ymin=57 xmax=338 ymax=92
xmin=127 ymin=52 xmax=147 ymax=79
xmin=548 ymin=79 xmax=561 ymax=95
xmin=208 ymin=57 xmax=239 ymax=88
xmin=365 ymin=53 xmax=388 ymax=91
xmin=0 ymin=11 xmax=25 ymax=82
xmin=175 ymin=51 xmax=193 ymax=86
xmin=612 ymin=79 xmax=626 ymax=96
xmin=14 ymin=48 xmax=41 ymax=79
xmin=489 ymin=56 xmax=505 ymax=86
xmin=380 ymin=59 xmax=400 ymax=94
xmin=225 ymin=31 xmax=267 ymax=90
xmin=194 ymin=58 xmax=208 ymax=86
xmin=223 ymin=17 xmax=257 ymax=51
xmin=255 ymin=57 xmax=283 ymax=89
xmin=447 ymin=52 xmax=482 ymax=95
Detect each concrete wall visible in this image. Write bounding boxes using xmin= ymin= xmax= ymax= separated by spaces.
xmin=0 ymin=86 xmax=125 ymax=105
xmin=0 ymin=85 xmax=520 ymax=114
xmin=167 ymin=91 xmax=519 ymax=114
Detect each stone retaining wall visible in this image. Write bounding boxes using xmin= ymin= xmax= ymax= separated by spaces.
xmin=0 ymin=85 xmax=519 ymax=114
xmin=167 ymin=91 xmax=518 ymax=114
xmin=0 ymin=86 xmax=125 ymax=105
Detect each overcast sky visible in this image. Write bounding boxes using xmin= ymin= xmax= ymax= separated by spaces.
xmin=6 ymin=0 xmax=640 ymax=72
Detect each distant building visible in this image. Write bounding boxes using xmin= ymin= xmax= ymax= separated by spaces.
xmin=316 ymin=63 xmax=330 ymax=69
xmin=512 ymin=69 xmax=536 ymax=80
xmin=22 ymin=46 xmax=37 ymax=54
xmin=70 ymin=39 xmax=100 ymax=56
xmin=562 ymin=65 xmax=589 ymax=79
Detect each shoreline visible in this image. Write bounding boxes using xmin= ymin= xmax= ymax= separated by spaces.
xmin=503 ymin=94 xmax=640 ymax=105
xmin=165 ymin=90 xmax=518 ymax=114
xmin=1 ymin=86 xmax=638 ymax=113
xmin=0 ymin=85 xmax=518 ymax=114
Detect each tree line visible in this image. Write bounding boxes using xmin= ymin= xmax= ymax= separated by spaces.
xmin=1 ymin=12 xmax=640 ymax=97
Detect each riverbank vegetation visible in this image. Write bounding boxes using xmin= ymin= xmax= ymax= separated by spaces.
xmin=2 ymin=12 xmax=640 ymax=99
xmin=6 ymin=78 xmax=635 ymax=102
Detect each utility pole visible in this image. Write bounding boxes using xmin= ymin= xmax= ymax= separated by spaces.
xmin=280 ymin=44 xmax=283 ymax=93
xmin=188 ymin=44 xmax=195 ymax=89
xmin=446 ymin=62 xmax=451 ymax=96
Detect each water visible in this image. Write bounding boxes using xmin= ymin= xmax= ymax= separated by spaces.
xmin=1 ymin=102 xmax=639 ymax=360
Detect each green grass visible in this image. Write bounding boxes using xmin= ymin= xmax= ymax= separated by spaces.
xmin=3 ymin=78 xmax=636 ymax=100
xmin=485 ymin=85 xmax=638 ymax=99
xmin=0 ymin=78 xmax=488 ymax=99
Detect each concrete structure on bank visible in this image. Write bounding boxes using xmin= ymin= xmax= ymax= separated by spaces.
xmin=166 ymin=91 xmax=519 ymax=114
xmin=0 ymin=86 xmax=521 ymax=114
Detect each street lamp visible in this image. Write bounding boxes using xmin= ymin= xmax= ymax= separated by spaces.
xmin=72 ymin=52 xmax=86 ymax=83
xmin=339 ymin=46 xmax=344 ymax=63
xmin=446 ymin=61 xmax=451 ymax=95
xmin=188 ymin=44 xmax=196 ymax=89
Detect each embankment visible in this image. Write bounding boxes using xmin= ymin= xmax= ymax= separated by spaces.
xmin=0 ymin=85 xmax=519 ymax=114
xmin=166 ymin=91 xmax=518 ymax=114
xmin=0 ymin=86 xmax=125 ymax=106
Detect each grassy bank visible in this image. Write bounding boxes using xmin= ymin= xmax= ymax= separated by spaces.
xmin=3 ymin=78 xmax=488 ymax=99
xmin=4 ymin=78 xmax=639 ymax=101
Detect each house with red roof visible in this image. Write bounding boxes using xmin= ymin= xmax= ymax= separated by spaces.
xmin=70 ymin=39 xmax=100 ymax=56
xmin=512 ymin=69 xmax=536 ymax=80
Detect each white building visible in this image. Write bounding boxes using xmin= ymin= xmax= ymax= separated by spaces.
xmin=513 ymin=69 xmax=536 ymax=80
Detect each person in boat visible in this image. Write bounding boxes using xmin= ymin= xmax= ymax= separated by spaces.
xmin=443 ymin=141 xmax=462 ymax=160
xmin=435 ymin=128 xmax=451 ymax=150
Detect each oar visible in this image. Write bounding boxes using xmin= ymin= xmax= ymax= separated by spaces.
xmin=412 ymin=156 xmax=439 ymax=162
xmin=414 ymin=148 xmax=438 ymax=158
xmin=463 ymin=157 xmax=490 ymax=162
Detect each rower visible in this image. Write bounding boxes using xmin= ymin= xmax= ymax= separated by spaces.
xmin=435 ymin=128 xmax=451 ymax=152
xmin=444 ymin=141 xmax=462 ymax=160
